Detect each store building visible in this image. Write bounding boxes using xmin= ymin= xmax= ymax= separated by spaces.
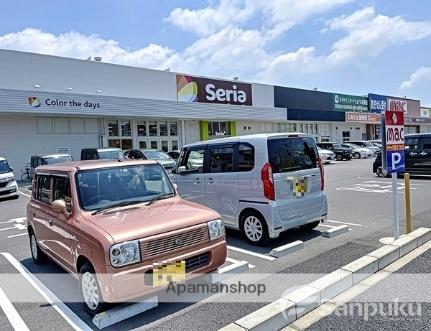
xmin=274 ymin=87 xmax=375 ymax=142
xmin=0 ymin=49 xmax=285 ymax=173
xmin=1 ymin=49 xmax=429 ymax=174
xmin=369 ymin=93 xmax=430 ymax=135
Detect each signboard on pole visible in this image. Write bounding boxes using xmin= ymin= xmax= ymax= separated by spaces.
xmin=385 ymin=111 xmax=405 ymax=174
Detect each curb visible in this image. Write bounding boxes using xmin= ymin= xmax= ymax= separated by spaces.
xmin=269 ymin=241 xmax=303 ymax=258
xmin=220 ymin=227 xmax=431 ymax=331
xmin=321 ymin=225 xmax=349 ymax=238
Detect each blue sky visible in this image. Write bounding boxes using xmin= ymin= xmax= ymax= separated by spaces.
xmin=1 ymin=0 xmax=430 ymax=105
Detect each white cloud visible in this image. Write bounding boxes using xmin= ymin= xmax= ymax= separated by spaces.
xmin=166 ymin=0 xmax=253 ymax=37
xmin=0 ymin=28 xmax=176 ymax=69
xmin=259 ymin=47 xmax=323 ymax=83
xmin=400 ymin=67 xmax=431 ymax=90
xmin=178 ymin=27 xmax=269 ymax=78
xmin=326 ymin=7 xmax=431 ymax=64
xmin=167 ymin=0 xmax=352 ymax=39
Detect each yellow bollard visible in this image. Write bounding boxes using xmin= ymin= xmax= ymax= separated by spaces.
xmin=404 ymin=173 xmax=412 ymax=234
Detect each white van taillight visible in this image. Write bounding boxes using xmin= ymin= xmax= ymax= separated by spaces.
xmin=261 ymin=162 xmax=275 ymax=200
xmin=318 ymin=157 xmax=324 ymax=191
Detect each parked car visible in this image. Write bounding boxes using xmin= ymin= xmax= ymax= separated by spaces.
xmin=0 ymin=157 xmax=19 ymax=199
xmin=316 ymin=142 xmax=353 ymax=161
xmin=317 ymin=147 xmax=336 ymax=164
xmin=81 ymin=148 xmax=123 ymax=161
xmin=404 ymin=133 xmax=431 ymax=175
xmin=373 ymin=134 xmax=431 ymax=176
xmin=30 ymin=154 xmax=73 ymax=179
xmin=373 ymin=151 xmax=386 ymax=177
xmin=369 ymin=140 xmax=382 ymax=148
xmin=142 ymin=150 xmax=176 ymax=172
xmin=124 ymin=149 xmax=146 ymax=160
xmin=168 ymin=150 xmax=181 ymax=160
xmin=27 ymin=159 xmax=227 ymax=315
xmin=348 ymin=141 xmax=380 ymax=155
xmin=341 ymin=143 xmax=373 ymax=159
xmin=171 ymin=133 xmax=328 ymax=245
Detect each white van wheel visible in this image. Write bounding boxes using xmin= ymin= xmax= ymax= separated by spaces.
xmin=242 ymin=213 xmax=269 ymax=245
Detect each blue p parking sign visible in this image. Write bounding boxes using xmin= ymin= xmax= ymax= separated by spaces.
xmin=386 ymin=150 xmax=405 ymax=174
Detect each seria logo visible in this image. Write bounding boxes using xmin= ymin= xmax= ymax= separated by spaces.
xmin=177 ymin=75 xmax=198 ymax=102
xmin=28 ymin=96 xmax=41 ymax=108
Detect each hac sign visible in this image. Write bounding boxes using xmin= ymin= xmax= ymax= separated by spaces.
xmin=176 ymin=75 xmax=252 ymax=106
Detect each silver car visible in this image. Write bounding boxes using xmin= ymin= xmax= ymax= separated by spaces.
xmin=142 ymin=150 xmax=176 ymax=172
xmin=171 ymin=133 xmax=328 ymax=245
xmin=317 ymin=147 xmax=336 ymax=164
xmin=341 ymin=143 xmax=373 ymax=159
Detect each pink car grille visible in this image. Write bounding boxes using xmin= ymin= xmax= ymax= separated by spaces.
xmin=139 ymin=225 xmax=210 ymax=261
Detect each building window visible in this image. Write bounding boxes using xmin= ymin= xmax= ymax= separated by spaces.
xmin=139 ymin=141 xmax=147 ymax=149
xmin=161 ymin=141 xmax=168 ymax=152
xmin=159 ymin=121 xmax=168 ymax=136
xmin=137 ymin=121 xmax=147 ymax=136
xmin=149 ymin=121 xmax=157 ymax=136
xmin=170 ymin=122 xmax=178 ymax=136
xmin=108 ymin=121 xmax=119 ymax=136
xmin=108 ymin=139 xmax=121 ymax=148
xmin=122 ymin=139 xmax=133 ymax=150
xmin=120 ymin=120 xmax=131 ymax=136
xmin=150 ymin=141 xmax=158 ymax=149
xmin=172 ymin=140 xmax=179 ymax=150
xmin=208 ymin=122 xmax=231 ymax=136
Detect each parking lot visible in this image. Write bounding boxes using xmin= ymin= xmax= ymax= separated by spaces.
xmin=1 ymin=157 xmax=431 ymax=330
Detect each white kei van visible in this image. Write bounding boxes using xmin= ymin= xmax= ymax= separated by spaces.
xmin=0 ymin=157 xmax=19 ymax=199
xmin=171 ymin=133 xmax=328 ymax=245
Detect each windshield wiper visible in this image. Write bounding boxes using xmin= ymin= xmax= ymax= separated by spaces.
xmin=146 ymin=193 xmax=175 ymax=206
xmin=91 ymin=200 xmax=145 ymax=215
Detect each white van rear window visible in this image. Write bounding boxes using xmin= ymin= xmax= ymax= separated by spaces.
xmin=267 ymin=137 xmax=318 ymax=173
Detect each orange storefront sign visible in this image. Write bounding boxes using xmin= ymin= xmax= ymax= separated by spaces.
xmin=345 ymin=112 xmax=381 ymax=123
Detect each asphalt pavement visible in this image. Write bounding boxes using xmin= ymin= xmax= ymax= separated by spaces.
xmin=0 ymin=158 xmax=430 ymax=330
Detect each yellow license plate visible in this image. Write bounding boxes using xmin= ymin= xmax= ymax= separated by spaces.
xmin=153 ymin=261 xmax=186 ymax=287
xmin=291 ymin=177 xmax=307 ymax=197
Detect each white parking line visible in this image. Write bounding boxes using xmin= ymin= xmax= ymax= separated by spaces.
xmin=19 ymin=191 xmax=31 ymax=198
xmin=7 ymin=233 xmax=27 ymax=239
xmin=0 ymin=219 xmax=25 ymax=225
xmin=326 ymin=220 xmax=363 ymax=227
xmin=226 ymin=257 xmax=255 ymax=269
xmin=227 ymin=245 xmax=276 ymax=261
xmin=0 ymin=226 xmax=17 ymax=232
xmin=0 ymin=285 xmax=30 ymax=330
xmin=0 ymin=224 xmax=27 ymax=232
xmin=0 ymin=252 xmax=91 ymax=331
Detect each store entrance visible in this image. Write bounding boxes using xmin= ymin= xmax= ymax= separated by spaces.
xmin=107 ymin=119 xmax=180 ymax=152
